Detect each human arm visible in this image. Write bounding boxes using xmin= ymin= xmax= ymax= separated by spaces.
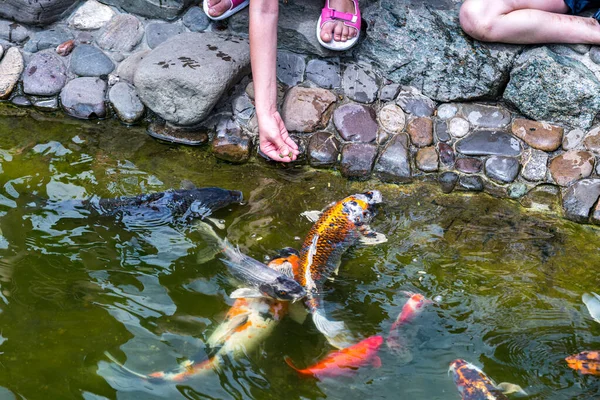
xmin=249 ymin=0 xmax=299 ymax=162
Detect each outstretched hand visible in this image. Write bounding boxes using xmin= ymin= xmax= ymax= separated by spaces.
xmin=258 ymin=111 xmax=300 ymax=163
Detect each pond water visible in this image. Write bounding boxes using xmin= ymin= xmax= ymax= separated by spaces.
xmin=0 ymin=106 xmax=599 ymax=400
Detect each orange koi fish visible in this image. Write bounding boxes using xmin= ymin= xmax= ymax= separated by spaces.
xmin=449 ymin=359 xmax=526 ymax=400
xmin=296 ymin=190 xmax=384 ymax=348
xmin=566 ymin=351 xmax=600 ymax=376
xmin=285 ymin=335 xmax=383 ymax=379
xmin=105 ymin=252 xmax=299 ymax=382
xmin=386 ymin=292 xmax=432 ymax=351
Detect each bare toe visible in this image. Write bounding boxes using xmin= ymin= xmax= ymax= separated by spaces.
xmin=341 ymin=25 xmax=349 ymax=41
xmin=208 ymin=0 xmax=231 ymax=17
xmin=333 ymin=22 xmax=343 ymax=42
xmin=320 ymin=21 xmax=335 ymax=42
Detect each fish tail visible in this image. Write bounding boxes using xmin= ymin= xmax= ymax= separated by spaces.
xmin=284 ymin=356 xmax=301 ymax=372
xmin=312 ymin=309 xmax=346 ymax=341
xmin=104 ymin=351 xmax=152 ymax=381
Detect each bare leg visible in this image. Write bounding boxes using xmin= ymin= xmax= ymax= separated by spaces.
xmin=320 ymin=0 xmax=359 ymax=43
xmin=460 ymin=0 xmax=600 ymax=44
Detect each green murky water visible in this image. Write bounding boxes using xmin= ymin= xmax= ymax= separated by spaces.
xmin=0 ymin=105 xmax=599 ymax=399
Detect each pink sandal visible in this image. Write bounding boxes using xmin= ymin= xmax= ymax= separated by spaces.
xmin=317 ymin=0 xmax=361 ymax=51
xmin=203 ymin=0 xmax=249 ymax=21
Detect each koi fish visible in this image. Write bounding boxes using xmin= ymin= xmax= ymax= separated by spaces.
xmin=582 ymin=292 xmax=600 ymax=324
xmin=105 ymin=252 xmax=299 ymax=382
xmin=285 ymin=335 xmax=383 ymax=379
xmin=386 ymin=292 xmax=432 ymax=352
xmin=194 ymin=221 xmax=306 ymax=302
xmin=449 ymin=359 xmax=527 ymax=400
xmin=566 ymin=351 xmax=600 ymax=376
xmin=296 ymin=190 xmax=384 ymax=348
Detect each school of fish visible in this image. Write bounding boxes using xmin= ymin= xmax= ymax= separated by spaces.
xmin=102 ymin=186 xmax=600 ymax=398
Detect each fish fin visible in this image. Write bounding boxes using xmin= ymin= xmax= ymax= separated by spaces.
xmin=358 ymin=232 xmax=388 ymax=246
xmin=194 ymin=221 xmax=225 ymax=264
xmin=496 ymin=382 xmax=528 ymax=396
xmin=289 ymin=302 xmax=309 ymax=324
xmin=229 ymin=288 xmax=266 ymax=299
xmin=313 ymin=310 xmax=354 ymax=349
xmin=372 ymin=356 xmax=382 ymax=369
xmin=103 ymin=351 xmax=151 ymax=380
xmin=284 ymin=356 xmax=302 ymax=373
xmin=207 ymin=313 xmax=250 ymax=348
xmin=206 ymin=217 xmax=225 ymax=230
xmin=300 ymin=210 xmax=322 ymax=223
xmin=582 ymin=292 xmax=600 ymax=323
xmin=271 ymin=262 xmax=295 ymax=280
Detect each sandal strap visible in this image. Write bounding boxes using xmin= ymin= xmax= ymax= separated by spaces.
xmin=229 ymin=0 xmax=246 ymax=10
xmin=320 ymin=0 xmax=361 ymax=30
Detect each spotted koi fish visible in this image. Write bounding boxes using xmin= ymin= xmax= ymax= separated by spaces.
xmin=566 ymin=351 xmax=600 ymax=376
xmin=449 ymin=359 xmax=526 ymax=400
xmin=105 ymin=252 xmax=299 ymax=382
xmin=296 ymin=190 xmax=384 ymax=348
xmin=285 ymin=335 xmax=383 ymax=379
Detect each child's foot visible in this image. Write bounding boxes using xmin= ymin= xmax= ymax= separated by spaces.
xmin=205 ymin=0 xmax=232 ymax=18
xmin=320 ymin=0 xmax=359 ymax=44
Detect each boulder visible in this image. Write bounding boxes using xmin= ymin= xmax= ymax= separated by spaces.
xmin=360 ymin=0 xmax=521 ymax=101
xmin=504 ymin=47 xmax=600 ymax=130
xmin=134 ymin=32 xmax=251 ymax=126
xmin=60 ymin=77 xmax=107 ymax=119
xmin=23 ymin=52 xmax=67 ymax=96
xmin=0 ymin=0 xmax=79 ymax=26
xmin=281 ymin=87 xmax=336 ymax=133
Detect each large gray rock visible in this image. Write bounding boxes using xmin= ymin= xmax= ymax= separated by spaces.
xmin=360 ymin=1 xmax=521 ymax=102
xmin=504 ymin=47 xmax=600 ymax=130
xmin=96 ymin=14 xmax=144 ymax=52
xmin=23 ymin=52 xmax=67 ymax=96
xmin=98 ymin=0 xmax=195 ymax=20
xmin=60 ymin=77 xmax=107 ymax=119
xmin=134 ymin=32 xmax=251 ymax=126
xmin=146 ymin=22 xmax=185 ymax=49
xmin=0 ymin=0 xmax=79 ymax=26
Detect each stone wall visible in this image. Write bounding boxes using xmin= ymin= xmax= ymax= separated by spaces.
xmin=1 ymin=0 xmax=600 ymax=226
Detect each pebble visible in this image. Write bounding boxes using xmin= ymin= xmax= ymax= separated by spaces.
xmin=407 ymin=117 xmax=433 ymax=147
xmin=56 ymin=40 xmax=75 ymax=56
xmin=333 ymin=103 xmax=378 ymax=142
xmin=212 ymin=118 xmax=252 ymax=164
xmin=0 ymin=21 xmax=29 ymax=43
xmin=455 ymin=157 xmax=482 ymax=174
xmin=60 ymin=77 xmax=107 ymax=119
xmin=436 ymin=103 xmax=458 ymax=120
xmin=439 ymin=171 xmax=458 ymax=193
xmin=147 ymin=121 xmax=208 ymax=146
xmin=562 ymin=178 xmax=600 ymax=223
xmin=281 ymin=87 xmax=336 ymax=132
xmin=340 ymin=143 xmax=378 ymax=180
xmin=182 ymin=6 xmax=210 ymax=32
xmin=24 ymin=28 xmax=73 ymax=53
xmin=308 ymin=131 xmax=340 ymax=168
xmin=23 ymin=52 xmax=68 ymax=96
xmin=435 ymin=120 xmax=450 ymax=142
xmin=484 ymin=156 xmax=520 ymax=183
xmin=146 ymin=23 xmax=185 ymax=49
xmin=0 ymin=47 xmax=24 ymax=99
xmin=508 ymin=182 xmax=528 ymax=199
xmin=32 ymin=96 xmax=59 ymax=111
xmin=437 ymin=142 xmax=454 ymax=166
xmin=11 ymin=95 xmax=31 ymax=107
xmin=459 ymin=175 xmax=484 ymax=191
xmin=232 ymin=93 xmax=254 ymax=124
xmin=448 ymin=117 xmax=470 ymax=138
xmin=378 ymin=104 xmax=405 ymax=134
xmin=511 ymin=118 xmax=563 ymax=151
xmin=591 ymin=46 xmax=600 ymax=65
xmin=68 ymin=0 xmax=115 ymax=30
xmin=70 ymin=44 xmax=114 ymax=76
xmin=96 ymin=14 xmax=144 ymax=52
xmin=416 ymin=146 xmax=438 ymax=172
xmin=306 ymin=58 xmax=340 ymax=89
xmin=379 ymin=83 xmax=401 ymax=101
xmin=583 ymin=125 xmax=600 ymax=153
xmin=276 ymin=51 xmax=306 ymax=87
xmin=342 ymin=63 xmax=378 ymax=103
xmin=462 ymin=104 xmax=511 ymax=128
xmin=549 ymin=150 xmax=594 ymax=186
xmin=521 ymin=148 xmax=548 ymax=182
xmin=374 ymin=133 xmax=411 ymax=183
xmin=396 ymin=86 xmax=436 ymax=117
xmin=108 ymin=82 xmax=144 ymax=124
xmin=456 ymin=130 xmax=521 ymax=156
xmin=563 ymin=128 xmax=585 ymax=150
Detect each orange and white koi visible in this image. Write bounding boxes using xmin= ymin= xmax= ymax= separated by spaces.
xmin=105 ymin=253 xmax=299 ymax=382
xmin=386 ymin=292 xmax=432 ymax=351
xmin=285 ymin=335 xmax=383 ymax=379
xmin=566 ymin=351 xmax=600 ymax=376
xmin=296 ymin=190 xmax=383 ymax=348
xmin=449 ymin=359 xmax=526 ymax=400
